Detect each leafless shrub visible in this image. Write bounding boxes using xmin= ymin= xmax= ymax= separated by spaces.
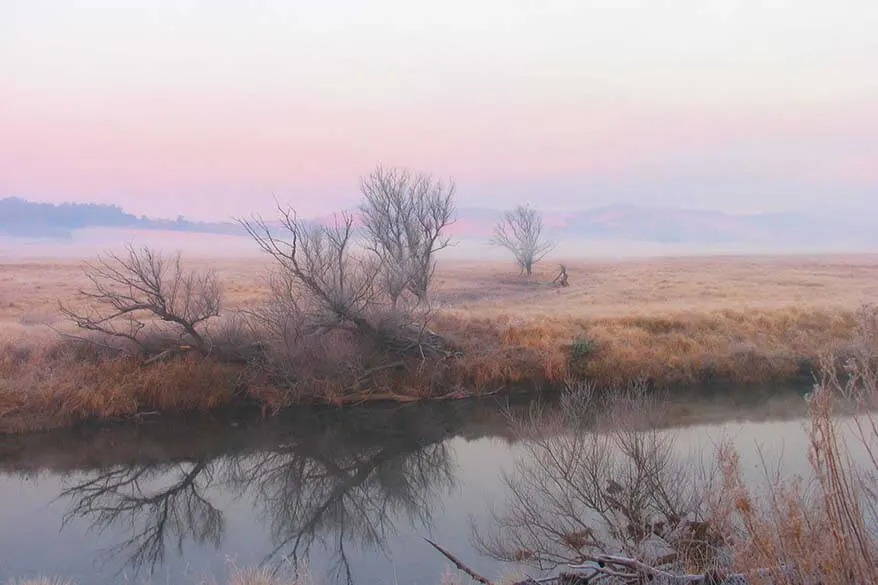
xmin=58 ymin=244 xmax=221 ymax=356
xmin=474 ymin=379 xmax=717 ymax=573
xmin=360 ymin=165 xmax=456 ymax=303
xmin=234 ymin=167 xmax=456 ymax=396
xmin=239 ymin=207 xmax=379 ymax=331
xmin=238 ymin=202 xmax=453 ymax=395
xmin=245 ymin=269 xmax=309 ymax=354
xmin=204 ymin=312 xmax=262 ymax=364
xmin=491 ymin=205 xmax=555 ymax=278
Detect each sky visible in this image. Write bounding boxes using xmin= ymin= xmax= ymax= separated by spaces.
xmin=1 ymin=0 xmax=877 ymax=221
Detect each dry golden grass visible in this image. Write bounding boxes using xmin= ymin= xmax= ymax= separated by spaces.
xmin=708 ymin=351 xmax=878 ymax=585
xmin=434 ymin=254 xmax=878 ymax=388
xmin=0 ymin=339 xmax=241 ymax=433
xmin=443 ymin=306 xmax=859 ymax=387
xmin=1 ymin=253 xmax=877 ymax=433
xmin=5 ymin=253 xmax=877 ymax=328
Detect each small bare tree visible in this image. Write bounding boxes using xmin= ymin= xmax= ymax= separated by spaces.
xmin=59 ymin=244 xmax=221 ymax=355
xmin=360 ymin=165 xmax=456 ymax=304
xmin=491 ymin=205 xmax=555 ymax=278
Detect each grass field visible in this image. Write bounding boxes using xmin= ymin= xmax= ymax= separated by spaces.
xmin=432 ymin=254 xmax=878 ymax=385
xmin=2 ymin=253 xmax=877 ymax=433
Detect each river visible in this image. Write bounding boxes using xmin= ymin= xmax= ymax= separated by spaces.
xmin=0 ymin=385 xmax=835 ymax=584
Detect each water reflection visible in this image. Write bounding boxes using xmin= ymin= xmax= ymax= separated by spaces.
xmin=59 ymin=459 xmax=222 ymax=572
xmin=473 ymin=385 xmax=721 ymax=572
xmin=223 ymin=415 xmax=456 ymax=582
xmin=20 ymin=400 xmax=515 ymax=583
xmin=0 ymin=386 xmax=818 ymax=584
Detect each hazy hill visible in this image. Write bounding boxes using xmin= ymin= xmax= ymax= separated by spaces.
xmin=2 ymin=197 xmax=876 ymax=252
xmin=0 ymin=197 xmax=241 ymax=238
xmin=456 ymin=204 xmax=878 ymax=247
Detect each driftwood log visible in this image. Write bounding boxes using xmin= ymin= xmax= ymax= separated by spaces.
xmin=426 ymin=539 xmax=799 ymax=585
xmin=552 ymin=265 xmax=569 ymax=288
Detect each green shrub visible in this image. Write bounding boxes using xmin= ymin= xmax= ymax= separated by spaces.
xmin=569 ymin=335 xmax=596 ymax=375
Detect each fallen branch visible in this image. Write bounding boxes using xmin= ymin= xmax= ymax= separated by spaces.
xmin=426 ymin=540 xmax=794 ymax=585
xmin=140 ymin=345 xmax=196 ymax=366
xmin=134 ymin=410 xmax=160 ymax=419
xmin=425 ymin=538 xmax=495 ymax=585
xmin=569 ymin=554 xmax=795 ymax=584
xmin=427 ymin=538 xmax=551 ymax=585
xmin=355 ymin=361 xmax=405 ymax=382
xmin=433 ymin=387 xmax=504 ymax=401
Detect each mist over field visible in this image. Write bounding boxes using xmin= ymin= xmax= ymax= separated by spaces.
xmin=4 ymin=229 xmax=878 ymax=263
xmin=3 ymin=197 xmax=877 ymax=261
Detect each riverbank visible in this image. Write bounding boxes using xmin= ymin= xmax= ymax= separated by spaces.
xmin=1 ymin=254 xmax=876 ymax=434
xmin=0 ymin=386 xmax=818 ymax=473
xmin=0 ymin=306 xmax=860 ymax=434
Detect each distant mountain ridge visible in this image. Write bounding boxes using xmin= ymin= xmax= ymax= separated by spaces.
xmin=2 ymin=197 xmax=876 ymax=249
xmin=0 ymin=197 xmax=242 ymax=238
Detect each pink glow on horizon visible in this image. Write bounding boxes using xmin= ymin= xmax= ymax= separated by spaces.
xmin=0 ymin=95 xmax=868 ymax=149
xmin=2 ymin=91 xmax=877 ymax=220
xmin=3 ymin=0 xmax=877 ymax=220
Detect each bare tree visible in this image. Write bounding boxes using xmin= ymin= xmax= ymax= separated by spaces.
xmin=59 ymin=244 xmax=221 ymax=355
xmin=238 ymin=206 xmax=380 ymax=332
xmin=491 ymin=205 xmax=555 ymax=278
xmin=360 ymin=165 xmax=456 ymax=304
xmin=238 ymin=203 xmax=450 ymax=376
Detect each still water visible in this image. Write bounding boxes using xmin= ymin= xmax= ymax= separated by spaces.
xmin=0 ymin=386 xmax=825 ymax=584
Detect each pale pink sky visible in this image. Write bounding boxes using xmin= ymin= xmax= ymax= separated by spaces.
xmin=1 ymin=0 xmax=877 ymax=221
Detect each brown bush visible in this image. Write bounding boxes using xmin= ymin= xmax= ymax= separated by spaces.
xmin=706 ymin=309 xmax=878 ymax=584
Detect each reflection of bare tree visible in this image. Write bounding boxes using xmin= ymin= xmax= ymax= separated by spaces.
xmin=58 ymin=459 xmax=221 ymax=573
xmin=56 ymin=405 xmax=459 ymax=584
xmin=226 ymin=411 xmax=456 ymax=583
xmin=474 ymin=382 xmax=718 ymax=574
